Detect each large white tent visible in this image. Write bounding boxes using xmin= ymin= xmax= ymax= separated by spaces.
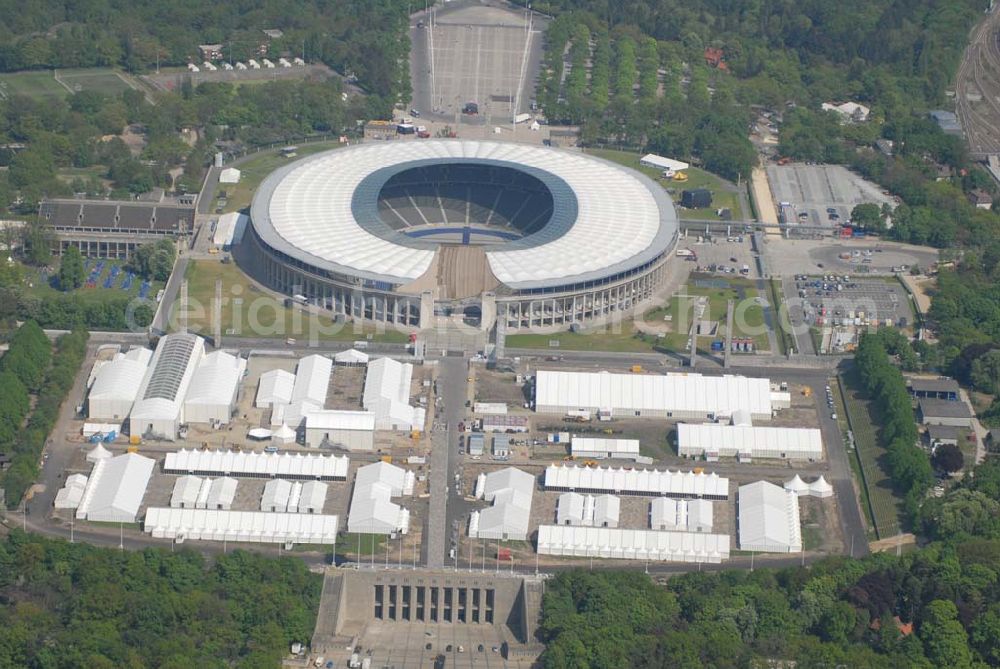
xmin=556 ymin=492 xmax=621 ymax=528
xmin=164 ymin=448 xmax=349 ymax=480
xmin=640 ymin=154 xmax=690 ymax=172
xmin=304 ymin=410 xmax=375 ymax=450
xmin=293 ymin=481 xmax=327 ymax=514
xmin=261 ymin=479 xmax=293 ymax=512
xmin=184 ymin=351 xmax=246 ymax=424
xmin=130 ymin=334 xmax=205 ymax=440
xmin=537 ymin=525 xmax=730 ymax=564
xmin=678 ymin=423 xmax=823 ymax=461
xmin=270 ymin=399 xmax=321 ymax=429
xmin=469 ymin=467 xmax=534 ymax=541
xmin=54 ymin=474 xmax=89 ymax=509
xmin=571 ymin=437 xmax=641 ymax=460
xmin=76 ymin=452 xmax=155 ymax=523
xmin=738 ymin=481 xmax=802 ymax=553
xmin=334 ymin=348 xmax=369 ymax=365
xmin=212 ymin=211 xmax=246 ymax=247
xmin=534 ymin=370 xmax=781 ymax=421
xmin=347 ymin=461 xmax=413 ymax=534
xmin=544 ymin=464 xmax=730 ymax=499
xmin=650 ymin=497 xmax=713 ymax=532
xmin=171 ymin=475 xmax=203 ymax=508
xmin=291 ymin=354 xmax=332 ymax=406
xmin=144 ymin=508 xmax=340 ymax=545
xmin=256 ymin=369 xmax=295 ymax=408
xmin=88 ymin=347 xmax=152 ymax=420
xmin=363 ymin=357 xmax=423 ymax=430
xmin=201 ymin=477 xmax=238 ymax=510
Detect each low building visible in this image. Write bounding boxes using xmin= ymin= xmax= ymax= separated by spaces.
xmin=219 ymin=167 xmax=241 ymax=184
xmin=183 ymin=351 xmax=246 ymax=425
xmin=468 ymin=433 xmax=485 ymax=456
xmin=929 ymin=110 xmax=963 ymax=135
xmin=130 ymin=334 xmax=205 ymax=440
xmin=925 ymin=424 xmax=960 ymax=447
xmin=347 ymin=461 xmax=414 ymax=535
xmin=968 ymin=189 xmax=993 ymax=211
xmin=470 ymin=467 xmax=534 ymax=541
xmin=492 ymin=434 xmax=511 ymax=459
xmin=364 ymin=120 xmax=398 ymax=141
xmin=304 ymin=410 xmax=375 ymax=450
xmin=256 ymin=369 xmax=295 ymax=408
xmin=481 ymin=415 xmax=529 ymax=433
xmin=821 ymin=101 xmax=870 ymax=123
xmin=88 ymin=347 xmax=152 ymax=420
xmin=918 ymin=399 xmax=973 ymax=428
xmin=908 ymin=377 xmax=960 ymax=401
xmin=199 ymin=44 xmax=223 ymax=60
xmin=737 ymin=481 xmax=801 ymax=553
xmin=570 ymin=437 xmax=641 ymax=460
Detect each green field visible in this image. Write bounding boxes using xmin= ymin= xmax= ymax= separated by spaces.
xmin=214 ymin=142 xmax=347 ymax=213
xmin=839 ymin=370 xmax=903 ymax=539
xmin=23 ymin=258 xmax=159 ymax=303
xmin=507 ymin=274 xmax=769 ymax=353
xmin=0 ymin=70 xmax=68 ymax=100
xmin=175 ymin=259 xmax=409 ymax=343
xmin=584 ymin=148 xmax=744 ymax=220
xmin=56 ymin=68 xmax=132 ymax=96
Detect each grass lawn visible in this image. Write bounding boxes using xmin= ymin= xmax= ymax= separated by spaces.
xmin=57 ymin=68 xmax=132 ymax=96
xmin=338 ymin=532 xmax=387 ymax=557
xmin=839 ymin=369 xmax=904 ymax=540
xmin=214 ymin=141 xmax=347 ymax=213
xmin=175 ymin=260 xmax=409 ymax=343
xmin=22 ymin=258 xmax=158 ymax=303
xmin=505 ymin=325 xmax=666 ymax=353
xmin=0 ymin=70 xmax=68 ymax=100
xmin=584 ymin=148 xmax=744 ymax=220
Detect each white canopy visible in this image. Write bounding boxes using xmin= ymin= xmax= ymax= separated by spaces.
xmin=86 ymin=443 xmax=113 ymax=463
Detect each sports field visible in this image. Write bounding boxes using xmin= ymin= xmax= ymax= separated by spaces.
xmin=0 ymin=68 xmax=135 ymax=101
xmin=56 ymin=68 xmax=133 ymax=96
xmin=0 ymin=71 xmax=68 ymax=100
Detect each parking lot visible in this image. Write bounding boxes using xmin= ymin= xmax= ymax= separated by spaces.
xmin=766 ymin=163 xmax=897 ymax=228
xmin=682 ymin=233 xmax=759 ymax=277
xmin=761 ymin=237 xmax=939 ymax=277
xmin=410 ymin=2 xmax=545 ymax=122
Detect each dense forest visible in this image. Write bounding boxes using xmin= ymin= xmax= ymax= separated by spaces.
xmin=0 ymin=532 xmax=321 ymax=668
xmin=0 ymin=0 xmax=411 ymax=104
xmin=539 ymin=457 xmax=1000 ymax=668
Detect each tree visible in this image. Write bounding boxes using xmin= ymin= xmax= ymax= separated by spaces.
xmin=851 ymin=203 xmax=885 ymax=232
xmin=970 ymin=349 xmax=1000 ymax=394
xmin=58 ymin=246 xmax=84 ymax=291
xmin=932 ymin=443 xmax=964 ymax=474
xmin=920 ymin=600 xmax=973 ymax=669
xmin=20 ymin=224 xmax=52 ymax=267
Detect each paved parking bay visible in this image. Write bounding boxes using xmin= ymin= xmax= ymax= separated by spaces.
xmin=766 ymin=164 xmax=896 ymax=228
xmin=790 ymin=276 xmax=913 ymax=328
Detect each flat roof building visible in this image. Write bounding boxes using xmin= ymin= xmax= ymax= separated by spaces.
xmin=535 ymin=370 xmax=781 ymax=421
xmin=918 ymin=399 xmax=973 ymax=428
xmin=304 ymin=410 xmax=375 ymax=450
xmin=677 ymin=423 xmax=823 ymax=461
xmin=544 ymin=464 xmax=729 ymax=499
xmin=571 ymin=437 xmax=641 ymax=460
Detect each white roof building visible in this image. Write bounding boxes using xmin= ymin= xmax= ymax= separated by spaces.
xmin=213 ymin=212 xmax=247 ymax=247
xmin=555 ymin=492 xmax=621 ymax=528
xmin=144 ymin=508 xmax=340 ymax=545
xmin=593 ymin=494 xmax=620 ymax=528
xmin=270 ymin=399 xmax=321 ymax=429
xmin=201 ymin=477 xmax=238 ymax=510
xmin=363 ymin=357 xmax=423 ymax=430
xmin=76 ymin=453 xmax=155 ymax=523
xmin=219 ymin=167 xmax=241 ymax=184
xmin=272 ymin=424 xmax=296 ymax=445
xmin=809 ymin=476 xmax=834 ymax=499
xmin=639 ymin=154 xmax=690 ymax=172
xmin=334 ymin=348 xmax=370 ymax=365
xmin=822 ymin=101 xmax=870 ymax=122
xmin=54 ymin=474 xmax=89 ymax=509
xmin=347 ymin=462 xmax=413 ymax=534
xmin=738 ymin=481 xmax=802 ymax=553
xmin=164 ymin=448 xmax=349 ymax=480
xmin=304 ymin=410 xmax=375 ymax=450
xmin=535 ymin=370 xmax=781 ymax=421
xmin=571 ymin=437 xmax=641 ymax=460
xmin=783 ymin=474 xmax=810 ymax=496
xmin=130 ymin=334 xmax=205 ymax=440
xmin=291 ymin=354 xmax=332 ymax=406
xmin=88 ymin=347 xmax=153 ymax=420
xmin=537 ymin=525 xmax=730 ymax=564
xmin=677 ymin=424 xmax=823 ymax=461
xmin=469 ymin=467 xmax=534 ymax=541
xmin=171 ymin=475 xmax=203 ymax=508
xmin=184 ymin=351 xmax=246 ymax=425
xmin=295 ymin=480 xmax=328 ymax=514
xmin=262 ymin=479 xmax=293 ymax=512
xmin=256 ymin=369 xmax=295 ymax=408
xmin=86 ymin=443 xmax=113 ymax=463
xmin=545 ymin=464 xmax=730 ymax=499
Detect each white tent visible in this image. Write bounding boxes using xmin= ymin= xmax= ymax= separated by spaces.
xmin=171 ymin=475 xmax=203 ymax=508
xmin=184 ymin=351 xmax=246 ymax=424
xmin=76 ymin=452 xmax=155 ymax=523
xmin=292 ymin=354 xmax=332 ymax=405
xmin=347 ymin=461 xmax=413 ymax=534
xmin=270 ymin=399 xmax=321 ymax=429
xmin=130 ymin=334 xmax=205 ymax=440
xmin=219 ymin=167 xmax=241 ymax=184
xmin=593 ymin=494 xmax=620 ymax=528
xmin=164 ymin=448 xmax=349 ymax=480
xmin=363 ymin=357 xmax=421 ymax=430
xmin=784 ymin=475 xmax=810 ymax=496
xmin=261 ymin=479 xmax=293 ymax=512
xmin=88 ymin=347 xmax=152 ymax=420
xmin=202 ymin=477 xmax=238 ymax=510
xmin=256 ymin=369 xmax=295 ymax=408
xmin=297 ymin=481 xmax=328 ymax=514
xmin=54 ymin=474 xmax=89 ymax=509
xmin=537 ymin=525 xmax=729 ymax=563
xmin=639 ymin=153 xmax=690 ymax=172
xmin=571 ymin=437 xmax=641 ymax=460
xmin=144 ymin=508 xmax=339 ymax=545
xmin=544 ymin=464 xmax=729 ymax=499
xmin=738 ymin=481 xmax=802 ymax=553
xmin=272 ymin=424 xmax=296 ymax=445
xmin=678 ymin=423 xmax=823 ymax=461
xmin=304 ymin=410 xmax=375 ymax=450
xmin=334 ymin=348 xmax=370 ymax=365
xmin=470 ymin=467 xmax=534 ymax=541
xmin=808 ymin=476 xmax=834 ymax=499
xmin=212 ymin=212 xmax=247 ymax=247
xmin=86 ymin=443 xmax=113 ymax=463
xmin=556 ymin=492 xmax=589 ymax=526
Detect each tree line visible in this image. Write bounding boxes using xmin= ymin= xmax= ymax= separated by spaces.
xmin=539 ymin=455 xmax=1000 ymax=669
xmin=0 ymin=532 xmax=321 ymax=668
xmin=0 ymin=322 xmax=88 ymax=507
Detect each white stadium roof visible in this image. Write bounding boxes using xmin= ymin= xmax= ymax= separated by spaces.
xmin=144 ymin=508 xmax=339 ymax=545
xmin=250 ymin=140 xmax=677 ymax=289
xmin=537 ymin=525 xmax=729 ymax=564
xmin=535 ymin=370 xmax=778 ymax=419
xmin=677 ymin=424 xmax=823 ymax=460
xmin=738 ymin=481 xmax=802 ymax=553
xmin=164 ymin=448 xmax=349 ymax=480
xmin=545 ymin=464 xmax=729 ymax=499
xmin=76 ymin=452 xmax=155 ymax=523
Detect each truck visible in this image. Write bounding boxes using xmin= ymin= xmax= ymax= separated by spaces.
xmin=514 ymin=113 xmax=531 ymax=124
xmin=349 ymin=653 xmax=360 ymax=668
xmin=314 ymin=657 xmax=325 ymax=668
xmin=711 ymin=340 xmax=724 ymax=351
xmin=675 ymin=248 xmax=695 ymax=258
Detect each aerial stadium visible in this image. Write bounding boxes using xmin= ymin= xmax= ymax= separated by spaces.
xmin=245 ymin=140 xmax=678 ymax=331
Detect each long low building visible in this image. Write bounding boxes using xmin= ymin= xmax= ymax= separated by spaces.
xmin=677 ymin=423 xmax=823 ymax=461
xmin=304 ymin=410 xmax=376 ymax=450
xmin=536 ymin=525 xmax=730 ymax=563
xmin=544 ymin=464 xmax=729 ymax=499
xmin=143 ymin=508 xmax=339 ymax=545
xmin=130 ymin=334 xmax=205 ymax=440
xmin=164 ymin=449 xmax=349 ymax=480
xmin=535 ymin=370 xmax=784 ymax=421
xmin=570 ymin=437 xmax=641 ymax=460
